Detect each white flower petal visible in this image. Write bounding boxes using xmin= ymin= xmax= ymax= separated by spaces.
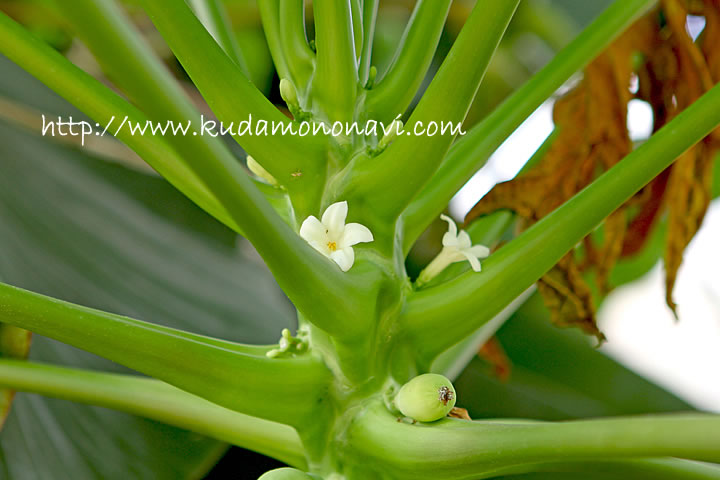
xmin=307 ymin=240 xmax=330 ymax=256
xmin=440 ymin=214 xmax=458 ymax=246
xmin=466 ymin=244 xmax=490 ymax=258
xmin=299 ymin=215 xmax=326 ymax=242
xmin=321 ymin=201 xmax=348 ymax=236
xmin=340 ymin=223 xmax=374 ymax=248
xmin=456 ymin=230 xmax=473 ymax=250
xmin=299 ymin=201 xmax=373 ymax=272
xmin=330 ymin=247 xmax=355 ymax=272
xmin=442 ymin=248 xmax=466 ymax=263
xmin=462 ymin=251 xmax=483 ymax=272
xmin=442 ymin=231 xmax=459 ymax=247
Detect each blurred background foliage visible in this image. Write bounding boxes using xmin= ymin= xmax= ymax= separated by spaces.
xmin=1 ymin=0 xmax=713 ymax=479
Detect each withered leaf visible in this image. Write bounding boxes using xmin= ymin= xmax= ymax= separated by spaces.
xmin=537 ymin=255 xmax=605 ymax=341
xmin=466 ymin=1 xmax=719 ymax=334
xmin=640 ymin=0 xmax=719 ymax=315
xmin=448 ymin=407 xmax=472 ymax=421
xmin=477 ymin=336 xmax=512 ymax=382
xmin=663 ymin=145 xmax=715 ymax=314
xmin=467 ymin=39 xmax=639 ymax=338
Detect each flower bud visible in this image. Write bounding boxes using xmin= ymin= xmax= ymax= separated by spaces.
xmin=366 ymin=65 xmax=377 ymax=89
xmin=394 ymin=373 xmax=456 ymax=422
xmin=247 ymin=155 xmax=279 ymax=186
xmin=377 ymin=119 xmax=403 ymax=151
xmin=279 ymin=78 xmax=299 ymax=109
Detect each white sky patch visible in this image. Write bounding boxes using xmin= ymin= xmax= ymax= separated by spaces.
xmin=449 ymin=101 xmax=554 ymax=219
xmin=599 ymin=201 xmax=720 ymax=412
xmin=686 ymin=15 xmax=706 ymax=41
xmin=627 ymin=99 xmax=654 ymax=141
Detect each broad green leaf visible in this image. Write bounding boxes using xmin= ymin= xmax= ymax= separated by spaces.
xmin=455 ymin=293 xmax=693 ymax=421
xmin=0 ymin=58 xmax=293 ymax=478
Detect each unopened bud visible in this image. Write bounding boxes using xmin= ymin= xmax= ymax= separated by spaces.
xmin=279 ymin=78 xmax=299 ymax=109
xmin=247 ymin=155 xmax=278 ymax=186
xmin=366 ymin=65 xmax=377 ymax=89
xmin=377 ymin=119 xmax=403 ymax=151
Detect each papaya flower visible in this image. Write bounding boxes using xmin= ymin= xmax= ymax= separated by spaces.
xmin=416 ymin=214 xmax=490 ymax=287
xmin=299 ymin=201 xmax=373 ymax=272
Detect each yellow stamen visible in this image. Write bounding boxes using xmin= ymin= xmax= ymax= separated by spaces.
xmin=327 ymin=241 xmax=337 ymax=251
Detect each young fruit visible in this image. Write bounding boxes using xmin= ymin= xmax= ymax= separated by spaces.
xmin=393 ymin=373 xmax=457 ymax=422
xmin=257 ymin=467 xmax=318 ymax=479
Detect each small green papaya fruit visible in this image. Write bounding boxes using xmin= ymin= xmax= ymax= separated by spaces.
xmin=394 ymin=373 xmax=456 ymax=422
xmin=257 ymin=467 xmax=317 ymax=479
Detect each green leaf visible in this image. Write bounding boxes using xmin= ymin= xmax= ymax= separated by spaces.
xmin=0 ymin=65 xmax=293 ymax=478
xmin=455 ymin=293 xmax=693 ymax=421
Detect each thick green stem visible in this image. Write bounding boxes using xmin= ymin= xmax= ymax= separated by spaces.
xmin=510 ymin=459 xmax=720 ymax=480
xmin=85 ymin=1 xmax=368 ymax=337
xmin=279 ymin=0 xmax=315 ymax=88
xmin=2 ymin=6 xmax=354 ymax=337
xmin=402 ymin=0 xmax=657 ymax=248
xmin=350 ymin=0 xmax=363 ymax=61
xmin=364 ymin=0 xmax=452 ymax=123
xmin=0 ymin=12 xmax=367 ymax=329
xmin=351 ymin=0 xmax=520 ymax=219
xmin=57 ymin=0 xmax=203 ymax=136
xmin=402 ymin=80 xmax=720 ymax=363
xmin=0 ymin=11 xmax=239 ymax=235
xmin=358 ymin=0 xmax=378 ymax=85
xmin=402 ymin=129 xmax=555 ymax=255
xmin=349 ymin=404 xmax=720 ymax=479
xmin=0 ymin=282 xmax=330 ymax=427
xmin=143 ymin=0 xmax=326 ymax=187
xmin=0 ymin=360 xmax=306 ymax=468
xmin=189 ymin=0 xmax=250 ymax=76
xmin=257 ymin=0 xmax=292 ymax=81
xmin=311 ymin=0 xmax=358 ymax=122
xmin=431 ymin=286 xmax=533 ymax=379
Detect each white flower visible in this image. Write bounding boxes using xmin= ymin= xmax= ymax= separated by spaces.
xmin=439 ymin=214 xmax=490 ymax=272
xmin=416 ymin=214 xmax=490 ymax=286
xmin=299 ymin=201 xmax=373 ymax=272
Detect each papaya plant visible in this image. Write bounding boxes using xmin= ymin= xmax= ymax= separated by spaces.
xmin=0 ymin=0 xmax=719 ymax=478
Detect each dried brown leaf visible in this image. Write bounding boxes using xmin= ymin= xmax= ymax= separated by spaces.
xmin=448 ymin=407 xmax=472 ymax=421
xmin=536 ymin=255 xmax=606 ymax=341
xmin=637 ymin=0 xmax=719 ymax=315
xmin=663 ymin=145 xmax=715 ymax=314
xmin=466 ymin=3 xmax=719 ymax=334
xmin=466 ymin=41 xmax=638 ymax=337
xmin=477 ymin=336 xmax=512 ymax=382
